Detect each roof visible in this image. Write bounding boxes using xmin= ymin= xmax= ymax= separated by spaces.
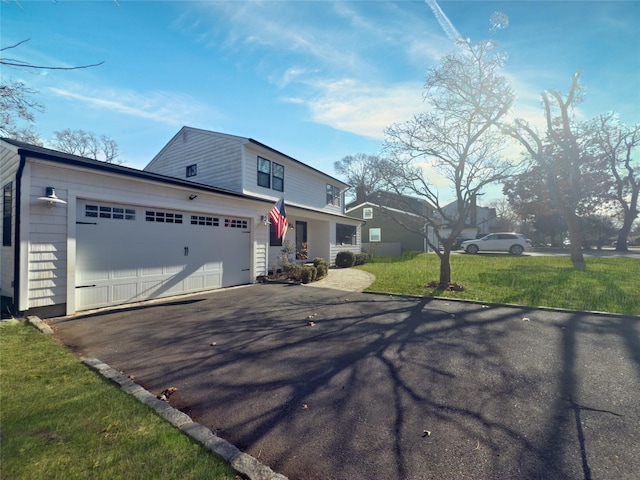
xmin=0 ymin=138 xmax=360 ymax=222
xmin=150 ymin=127 xmax=350 ymax=188
xmin=346 ymin=190 xmax=434 ymax=215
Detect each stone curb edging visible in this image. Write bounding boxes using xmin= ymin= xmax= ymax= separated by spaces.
xmin=26 ymin=315 xmax=54 ymax=334
xmin=80 ymin=357 xmax=289 ymax=480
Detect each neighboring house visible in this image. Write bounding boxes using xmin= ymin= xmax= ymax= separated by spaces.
xmin=346 ymin=191 xmax=438 ymax=256
xmin=438 ymin=198 xmax=497 ymax=241
xmin=1 ymin=128 xmax=361 ymax=317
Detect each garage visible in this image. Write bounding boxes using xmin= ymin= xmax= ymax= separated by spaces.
xmin=75 ymin=199 xmax=251 ymax=311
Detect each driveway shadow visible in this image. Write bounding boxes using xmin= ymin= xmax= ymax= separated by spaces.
xmin=50 ymin=284 xmax=640 ymax=480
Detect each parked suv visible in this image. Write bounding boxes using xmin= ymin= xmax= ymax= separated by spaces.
xmin=461 ymin=233 xmax=531 ymax=255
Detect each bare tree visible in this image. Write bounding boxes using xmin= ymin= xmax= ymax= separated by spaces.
xmin=334 ymin=153 xmax=386 ymax=203
xmin=590 ymin=114 xmax=640 ymax=251
xmin=1 ymin=39 xmax=103 ymax=139
xmin=0 ymin=78 xmax=44 ymax=138
xmin=53 ymin=129 xmax=120 ymax=163
xmin=1 ymin=39 xmax=104 ymax=71
xmin=489 ymin=198 xmax=520 ymax=232
xmin=383 ymin=40 xmax=516 ymax=287
xmin=505 ymin=70 xmax=600 ymax=270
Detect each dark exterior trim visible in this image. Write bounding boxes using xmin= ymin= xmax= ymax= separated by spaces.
xmin=12 ymin=154 xmax=26 ymax=316
xmin=1 ymin=138 xmax=362 ymax=223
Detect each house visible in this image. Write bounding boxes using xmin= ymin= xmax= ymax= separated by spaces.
xmin=0 ymin=128 xmax=361 ymax=318
xmin=438 ymin=197 xmax=497 ymax=242
xmin=345 ymin=191 xmax=438 ymax=256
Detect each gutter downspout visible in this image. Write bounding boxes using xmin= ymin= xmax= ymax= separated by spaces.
xmin=12 ymin=153 xmax=26 ymax=316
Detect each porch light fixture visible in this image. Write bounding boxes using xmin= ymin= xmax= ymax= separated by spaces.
xmin=260 ymin=215 xmax=270 ymax=225
xmin=37 ymin=187 xmax=67 ymax=208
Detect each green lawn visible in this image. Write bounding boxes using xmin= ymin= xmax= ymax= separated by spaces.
xmin=0 ymin=322 xmax=238 ymax=480
xmin=358 ymin=252 xmax=640 ymax=316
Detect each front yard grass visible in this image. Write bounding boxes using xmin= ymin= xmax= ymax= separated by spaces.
xmin=0 ymin=322 xmax=238 ymax=480
xmin=358 ymin=252 xmax=640 ymax=316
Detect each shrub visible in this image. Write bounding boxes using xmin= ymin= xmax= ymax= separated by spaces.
xmin=301 ymin=266 xmax=317 ymax=284
xmin=283 ymin=263 xmax=303 ymax=281
xmin=355 ymin=253 xmax=372 ymax=266
xmin=335 ymin=251 xmax=356 ymax=268
xmin=313 ymin=257 xmax=329 ymax=269
xmin=315 ymin=263 xmax=328 ymax=279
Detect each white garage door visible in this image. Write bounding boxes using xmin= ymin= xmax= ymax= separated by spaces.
xmin=75 ymin=200 xmax=251 ymax=311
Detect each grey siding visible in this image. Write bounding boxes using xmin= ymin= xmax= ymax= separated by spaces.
xmin=145 ymin=128 xmax=244 ymax=192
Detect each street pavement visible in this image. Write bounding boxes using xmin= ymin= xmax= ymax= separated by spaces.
xmin=49 ymin=279 xmax=640 ymax=480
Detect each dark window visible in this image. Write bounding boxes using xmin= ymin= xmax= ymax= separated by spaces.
xmin=270 ymin=222 xmax=283 ymax=246
xmin=257 ymin=157 xmax=271 ymax=188
xmin=190 ymin=215 xmax=219 ymax=226
xmin=326 ymin=184 xmax=341 ymax=206
xmin=186 ymin=164 xmax=197 ymax=177
xmin=2 ymin=182 xmax=12 ymax=247
xmin=146 ymin=210 xmax=183 ymax=224
xmin=272 ymin=162 xmax=284 ymax=192
xmin=336 ymin=223 xmax=357 ymax=245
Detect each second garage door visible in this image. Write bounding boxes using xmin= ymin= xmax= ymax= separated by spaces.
xmin=75 ymin=200 xmax=251 ymax=311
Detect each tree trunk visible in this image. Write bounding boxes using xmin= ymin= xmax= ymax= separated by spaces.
xmin=439 ymin=247 xmax=452 ymax=286
xmin=566 ymin=212 xmax=586 ymax=270
xmin=615 ymin=216 xmax=634 ymax=252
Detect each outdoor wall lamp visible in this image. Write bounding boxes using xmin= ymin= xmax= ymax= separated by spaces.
xmin=260 ymin=215 xmax=271 ymax=225
xmin=37 ymin=187 xmax=67 ymax=208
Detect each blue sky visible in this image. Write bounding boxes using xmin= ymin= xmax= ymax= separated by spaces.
xmin=2 ymin=0 xmax=639 ymax=201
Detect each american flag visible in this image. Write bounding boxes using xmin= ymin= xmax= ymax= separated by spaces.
xmin=269 ymin=197 xmax=288 ymax=240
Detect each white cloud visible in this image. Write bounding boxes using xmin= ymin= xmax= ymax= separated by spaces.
xmin=303 ymin=78 xmax=425 ymax=139
xmin=48 ymin=86 xmax=219 ymax=127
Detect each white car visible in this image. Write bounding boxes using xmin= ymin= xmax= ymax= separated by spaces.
xmin=461 ymin=233 xmax=531 ymax=255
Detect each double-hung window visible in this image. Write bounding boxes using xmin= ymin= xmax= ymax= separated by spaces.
xmin=257 ymin=157 xmax=271 ymax=188
xmin=258 ymin=157 xmax=285 ymax=192
xmin=326 ymin=184 xmax=341 ymax=206
xmin=272 ymin=162 xmax=284 ymax=192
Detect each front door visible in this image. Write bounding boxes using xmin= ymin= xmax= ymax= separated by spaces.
xmin=296 ymin=221 xmax=308 ymax=260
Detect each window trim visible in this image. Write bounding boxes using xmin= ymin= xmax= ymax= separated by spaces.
xmin=363 ymin=207 xmax=373 ymax=219
xmin=369 ymin=228 xmax=381 ymax=242
xmin=257 ymin=156 xmax=271 ymax=188
xmin=272 ymin=162 xmax=284 ymax=192
xmin=327 ymin=184 xmax=341 ymax=206
xmin=336 ymin=223 xmax=357 ymax=246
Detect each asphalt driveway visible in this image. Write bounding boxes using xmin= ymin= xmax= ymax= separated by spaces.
xmin=50 ymin=284 xmax=640 ymax=480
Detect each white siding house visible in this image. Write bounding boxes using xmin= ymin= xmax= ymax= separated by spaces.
xmin=145 ymin=127 xmax=358 ymax=271
xmin=1 ymin=130 xmax=361 ymax=318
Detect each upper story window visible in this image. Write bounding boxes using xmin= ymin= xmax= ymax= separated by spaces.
xmin=257 ymin=157 xmax=271 ymax=188
xmin=186 ymin=164 xmax=197 ymax=178
xmin=258 ymin=156 xmax=285 ymax=192
xmin=326 ymin=184 xmax=341 ymax=206
xmin=363 ymin=207 xmax=373 ymax=219
xmin=272 ymin=162 xmax=284 ymax=192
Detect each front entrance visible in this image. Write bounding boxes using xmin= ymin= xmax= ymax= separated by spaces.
xmin=295 ymin=221 xmax=308 ymax=260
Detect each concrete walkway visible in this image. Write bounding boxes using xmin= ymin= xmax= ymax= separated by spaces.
xmin=304 ymin=267 xmax=376 ymax=292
